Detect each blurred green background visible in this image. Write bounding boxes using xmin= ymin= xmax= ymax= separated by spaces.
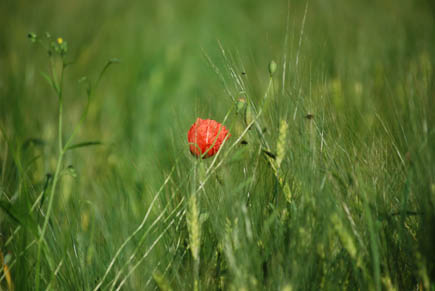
xmin=0 ymin=0 xmax=434 ymax=290
xmin=1 ymin=0 xmax=433 ymax=173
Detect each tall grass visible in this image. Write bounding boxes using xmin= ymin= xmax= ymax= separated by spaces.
xmin=1 ymin=0 xmax=434 ymax=290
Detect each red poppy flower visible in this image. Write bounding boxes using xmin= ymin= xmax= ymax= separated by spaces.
xmin=187 ymin=118 xmax=231 ymax=158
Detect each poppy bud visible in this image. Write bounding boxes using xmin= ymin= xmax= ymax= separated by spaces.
xmin=268 ymin=60 xmax=277 ymax=76
xmin=187 ymin=118 xmax=231 ymax=158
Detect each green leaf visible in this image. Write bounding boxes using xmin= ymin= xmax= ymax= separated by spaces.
xmin=0 ymin=200 xmax=39 ymax=237
xmin=96 ymin=58 xmax=120 ymax=88
xmin=40 ymin=71 xmax=55 ymax=89
xmin=199 ymin=213 xmax=209 ymax=225
xmin=65 ymin=141 xmax=102 ymax=151
xmin=0 ymin=201 xmax=20 ymax=224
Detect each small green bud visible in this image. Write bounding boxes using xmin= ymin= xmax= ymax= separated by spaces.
xmin=66 ymin=165 xmax=77 ymax=178
xmin=60 ymin=41 xmax=68 ymax=55
xmin=49 ymin=37 xmax=68 ymax=56
xmin=27 ymin=32 xmax=37 ymax=43
xmin=268 ymin=60 xmax=277 ymax=76
xmin=53 ymin=41 xmax=60 ymax=54
xmin=236 ymin=97 xmax=247 ymax=114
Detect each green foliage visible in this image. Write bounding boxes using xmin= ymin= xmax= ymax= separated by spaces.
xmin=0 ymin=0 xmax=434 ymax=290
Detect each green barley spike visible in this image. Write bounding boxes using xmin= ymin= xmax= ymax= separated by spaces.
xmin=187 ymin=192 xmax=200 ymax=291
xmin=187 ymin=194 xmax=200 ymax=261
xmin=152 ymin=271 xmax=173 ymax=291
xmin=276 ymin=120 xmax=288 ymax=169
xmin=236 ymin=97 xmax=247 ymax=114
xmin=244 ymin=101 xmax=254 ymax=128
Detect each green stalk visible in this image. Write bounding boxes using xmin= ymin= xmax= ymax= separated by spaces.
xmin=363 ymin=192 xmax=381 ymax=291
xmin=262 ymin=76 xmax=273 ymax=113
xmin=35 ymin=152 xmax=64 ymax=291
xmin=35 ymin=59 xmax=65 ymax=291
xmin=188 ymin=161 xmax=201 ymax=291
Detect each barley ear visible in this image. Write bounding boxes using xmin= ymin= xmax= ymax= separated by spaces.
xmin=187 ymin=193 xmax=201 ymax=290
xmin=152 ymin=271 xmax=173 ymax=291
xmin=275 ymin=120 xmax=292 ymax=202
xmin=276 ymin=120 xmax=288 ymax=169
xmin=187 ymin=194 xmax=200 ymax=261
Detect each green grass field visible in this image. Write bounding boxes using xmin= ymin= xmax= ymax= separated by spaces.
xmin=1 ymin=0 xmax=434 ymax=290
